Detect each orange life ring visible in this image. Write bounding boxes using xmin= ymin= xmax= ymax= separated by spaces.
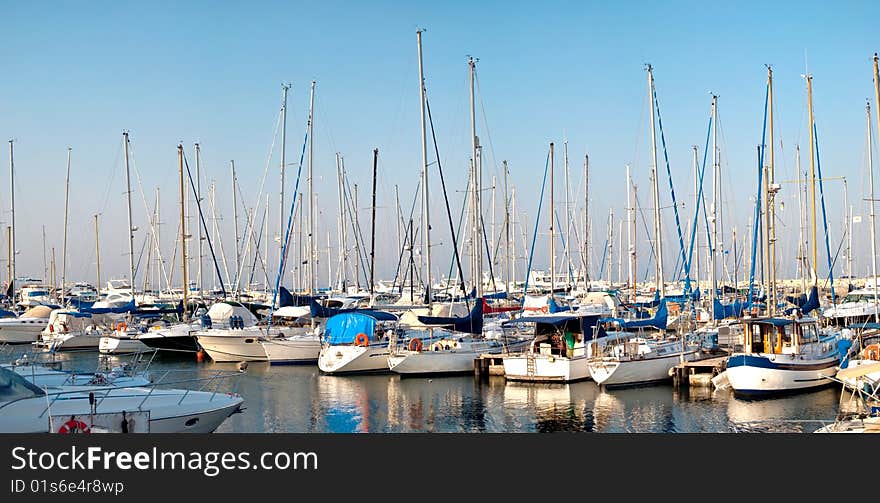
xmin=540 ymin=305 xmax=549 ymax=313
xmin=354 ymin=333 xmax=369 ymax=347
xmin=57 ymin=419 xmax=90 ymax=434
xmin=408 ymin=338 xmax=423 ymax=352
xmin=864 ymin=344 xmax=880 ymax=361
xmin=116 ymin=322 xmax=127 ymax=332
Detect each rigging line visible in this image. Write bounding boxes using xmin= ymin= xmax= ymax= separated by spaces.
xmin=268 ymin=110 xmax=310 ymax=329
xmin=553 ymin=209 xmax=576 ymax=286
xmin=814 ymin=123 xmax=836 ymax=305
xmin=425 ymin=94 xmax=470 ymax=304
xmin=342 ymin=172 xmax=374 ymax=289
xmin=473 ymin=71 xmax=502 ymax=186
xmin=97 ymin=140 xmax=124 ymax=216
xmin=632 ymin=187 xmax=658 ymax=272
xmin=441 ymin=171 xmax=470 ymax=299
xmin=126 ymin=139 xmax=173 ymax=293
xmin=390 ymin=180 xmax=422 ymax=291
xmin=748 ymin=83 xmax=770 ymax=308
xmin=235 ymin=98 xmax=285 ymax=293
xmin=246 ymin=203 xmax=272 ymax=288
xmin=652 ymin=83 xmax=689 ymax=282
xmin=684 ymin=116 xmax=713 ymax=293
xmin=182 ymin=151 xmax=227 ymax=298
xmin=520 ymin=149 xmax=550 ymax=307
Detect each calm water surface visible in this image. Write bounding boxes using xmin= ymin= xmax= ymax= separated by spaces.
xmin=50 ymin=351 xmax=841 ymax=433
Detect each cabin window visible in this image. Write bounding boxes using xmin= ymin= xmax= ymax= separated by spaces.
xmin=749 ymin=324 xmax=765 ymax=353
xmin=798 ymin=324 xmax=818 ymax=345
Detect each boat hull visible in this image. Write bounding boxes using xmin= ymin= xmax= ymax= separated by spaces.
xmin=318 ymin=344 xmax=390 ymax=374
xmin=725 ymin=354 xmax=839 ymax=397
xmin=260 ymin=336 xmax=321 ymax=365
xmin=99 ymin=336 xmax=152 ymax=355
xmin=0 ymin=320 xmax=47 ymax=344
xmin=589 ymin=350 xmax=698 ymax=387
xmin=196 ymin=333 xmax=268 ymax=362
xmin=503 ymin=354 xmax=591 ymax=382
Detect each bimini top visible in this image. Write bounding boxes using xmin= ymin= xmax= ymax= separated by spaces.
xmin=744 ymin=317 xmax=796 ymax=327
xmin=845 ymin=322 xmax=880 ymax=330
xmin=323 ymin=311 xmax=398 ymax=345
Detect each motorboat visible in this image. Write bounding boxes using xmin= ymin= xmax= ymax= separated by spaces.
xmin=0 ymin=365 xmax=244 ymax=433
xmin=501 ymin=313 xmax=603 ymax=382
xmin=317 ymin=311 xmax=399 ymax=374
xmin=0 ymin=305 xmax=51 ymax=344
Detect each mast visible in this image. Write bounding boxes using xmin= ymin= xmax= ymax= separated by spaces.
xmin=178 ymin=144 xmax=188 ymax=314
xmin=369 ymin=148 xmax=378 ymax=299
xmin=503 ymin=160 xmax=511 ymax=293
xmin=231 ymin=160 xmax=240 ymax=293
xmin=871 ymin=54 xmax=880 ymax=322
xmin=549 ymin=142 xmax=555 ymax=295
xmin=469 ymin=55 xmax=480 ymax=299
xmin=279 ymin=84 xmax=290 ymax=287
xmin=61 ymin=147 xmax=71 ymax=304
xmin=692 ymin=146 xmax=700 ymax=294
xmin=195 ymin=143 xmax=203 ymax=295
xmin=123 ymin=132 xmax=136 ymax=293
xmin=627 ymin=164 xmax=635 ymax=294
xmin=564 ymin=141 xmax=572 ymax=288
xmin=710 ymin=94 xmax=718 ymax=315
xmin=767 ymin=66 xmax=777 ymax=315
xmin=617 ymin=220 xmax=624 ymax=286
xmin=308 ymin=80 xmax=316 ymax=294
xmin=41 ymin=226 xmax=47 ymax=288
xmin=806 ymin=74 xmax=818 ymax=286
xmin=606 ymin=207 xmax=613 ymax=284
xmin=94 ymin=215 xmax=101 ymax=292
xmin=353 ymin=183 xmax=361 ymax=292
xmin=584 ymin=154 xmax=590 ymax=291
xmin=337 ymin=154 xmax=348 ymax=292
xmin=647 ymin=65 xmax=664 ymax=296
xmin=417 ymin=30 xmax=433 ymax=305
xmin=5 ymin=227 xmax=10 ymax=292
xmin=796 ymin=145 xmax=806 ymax=291
xmin=8 ymin=140 xmax=15 ymax=294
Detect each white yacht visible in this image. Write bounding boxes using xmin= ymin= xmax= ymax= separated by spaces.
xmin=317 ymin=311 xmax=399 ymax=374
xmin=822 ymin=286 xmax=880 ymax=326
xmin=588 ymin=334 xmax=698 ymax=387
xmin=192 ymin=301 xmax=268 ymax=362
xmin=0 ymin=305 xmax=52 ymax=344
xmin=502 ymin=313 xmax=603 ymax=382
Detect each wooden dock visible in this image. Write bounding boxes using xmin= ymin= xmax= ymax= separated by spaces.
xmin=474 ymin=354 xmax=506 ymax=377
xmin=671 ymin=354 xmax=729 ymax=389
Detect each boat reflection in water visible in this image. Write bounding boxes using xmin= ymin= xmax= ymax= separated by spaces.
xmin=725 ymin=386 xmax=840 ymax=432
xmin=502 ymin=380 xmax=597 ymax=432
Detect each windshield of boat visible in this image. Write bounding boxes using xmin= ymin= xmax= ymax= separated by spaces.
xmin=0 ymin=366 xmax=46 ymax=401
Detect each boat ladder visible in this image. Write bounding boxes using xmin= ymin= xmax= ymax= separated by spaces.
xmin=526 ymin=354 xmax=536 ymax=376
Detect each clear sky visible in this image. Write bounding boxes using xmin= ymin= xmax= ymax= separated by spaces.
xmin=2 ymin=0 xmax=879 ymax=290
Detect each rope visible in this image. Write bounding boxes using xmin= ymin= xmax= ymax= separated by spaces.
xmin=748 ymin=83 xmax=770 ymax=308
xmin=520 ymin=150 xmax=550 ymax=308
xmin=683 ymin=116 xmax=713 ymax=295
xmin=814 ymin=123 xmax=836 ymax=304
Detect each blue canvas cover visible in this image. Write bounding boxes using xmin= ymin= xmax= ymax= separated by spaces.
xmin=417 ymin=299 xmax=483 ymax=334
xmin=80 ymin=299 xmax=136 ymax=314
xmin=713 ymin=298 xmax=747 ymax=319
xmin=323 ymin=312 xmax=379 ymax=345
xmin=600 ymin=299 xmax=668 ymax=331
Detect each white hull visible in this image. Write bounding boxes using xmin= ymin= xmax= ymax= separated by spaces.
xmin=260 ymin=335 xmax=321 ymax=365
xmin=0 ymin=319 xmax=47 ymax=344
xmin=196 ymin=331 xmax=268 ymax=362
xmin=589 ymin=350 xmax=697 ymax=387
xmin=39 ymin=332 xmax=102 ymax=351
xmin=389 ymin=339 xmax=528 ymax=375
xmin=99 ymin=335 xmax=152 ymax=354
xmin=503 ymin=354 xmax=591 ymax=382
xmin=725 ymin=354 xmax=840 ymax=396
xmin=318 ymin=344 xmax=390 ymax=374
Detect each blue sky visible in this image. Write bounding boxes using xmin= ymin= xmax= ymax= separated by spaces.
xmin=2 ymin=0 xmax=879 ymax=289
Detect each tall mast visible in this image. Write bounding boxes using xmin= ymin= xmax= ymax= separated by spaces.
xmin=308 ymin=80 xmax=316 ymax=294
xmin=710 ymin=94 xmax=718 ymax=315
xmin=469 ymin=55 xmax=481 ymax=299
xmin=123 ymin=132 xmax=136 ymax=294
xmin=647 ymin=65 xmax=664 ymax=296
xmin=195 ymin=143 xmax=203 ymax=295
xmin=806 ymin=74 xmax=818 ymax=286
xmin=870 ymin=54 xmax=880 ymax=321
xmin=94 ymin=215 xmax=101 ymax=292
xmin=503 ymin=160 xmax=511 ymax=293
xmin=617 ymin=220 xmax=624 ymax=286
xmin=767 ymin=66 xmax=777 ymax=315
xmin=337 ymin=154 xmax=348 ymax=292
xmin=584 ymin=154 xmax=590 ymax=291
xmin=868 ymin=99 xmax=879 ymax=323
xmin=564 ymin=141 xmax=572 ymax=288
xmin=354 ymin=183 xmax=361 ymax=292
xmin=369 ymin=148 xmax=378 ymax=298
xmin=627 ymin=164 xmax=635 ymax=293
xmin=796 ymin=145 xmax=806 ymax=291
xmin=41 ymin=226 xmax=47 ymax=286
xmin=417 ymin=30 xmax=433 ymax=305
xmin=61 ymin=147 xmax=71 ymax=304
xmin=279 ymin=83 xmax=290 ymax=286
xmin=8 ymin=140 xmax=15 ymax=294
xmin=231 ymin=160 xmax=240 ymax=293
xmin=549 ymin=142 xmax=555 ymax=295
xmin=178 ymin=144 xmax=188 ymax=313
xmin=692 ymin=146 xmax=700 ymax=294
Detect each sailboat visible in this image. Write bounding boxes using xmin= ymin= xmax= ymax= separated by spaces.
xmin=722 ymin=68 xmax=848 ymax=397
xmin=586 ymin=65 xmax=698 ymax=387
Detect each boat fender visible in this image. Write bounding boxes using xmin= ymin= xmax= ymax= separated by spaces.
xmin=355 ymin=333 xmax=370 ymax=347
xmin=408 ymin=338 xmax=423 ymax=352
xmin=57 ymin=419 xmax=90 ymax=434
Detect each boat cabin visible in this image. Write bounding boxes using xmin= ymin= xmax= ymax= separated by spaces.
xmin=742 ymin=316 xmax=820 ymax=355
xmin=503 ymin=314 xmax=601 ymax=359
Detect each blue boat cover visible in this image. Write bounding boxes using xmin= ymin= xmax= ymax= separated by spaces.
xmin=599 ymin=299 xmax=668 ymax=331
xmin=79 ymin=299 xmax=136 ymax=314
xmin=417 ymin=299 xmax=483 ymax=334
xmin=713 ymin=298 xmax=747 ymax=319
xmin=782 ymin=286 xmax=819 ymax=315
xmin=0 ymin=309 xmax=16 ymax=318
xmin=323 ymin=312 xmax=395 ymax=345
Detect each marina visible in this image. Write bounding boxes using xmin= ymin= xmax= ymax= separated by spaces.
xmin=3 ymin=3 xmax=880 ymax=436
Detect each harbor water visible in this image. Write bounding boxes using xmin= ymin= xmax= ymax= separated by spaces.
xmin=49 ymin=351 xmax=843 ymax=433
